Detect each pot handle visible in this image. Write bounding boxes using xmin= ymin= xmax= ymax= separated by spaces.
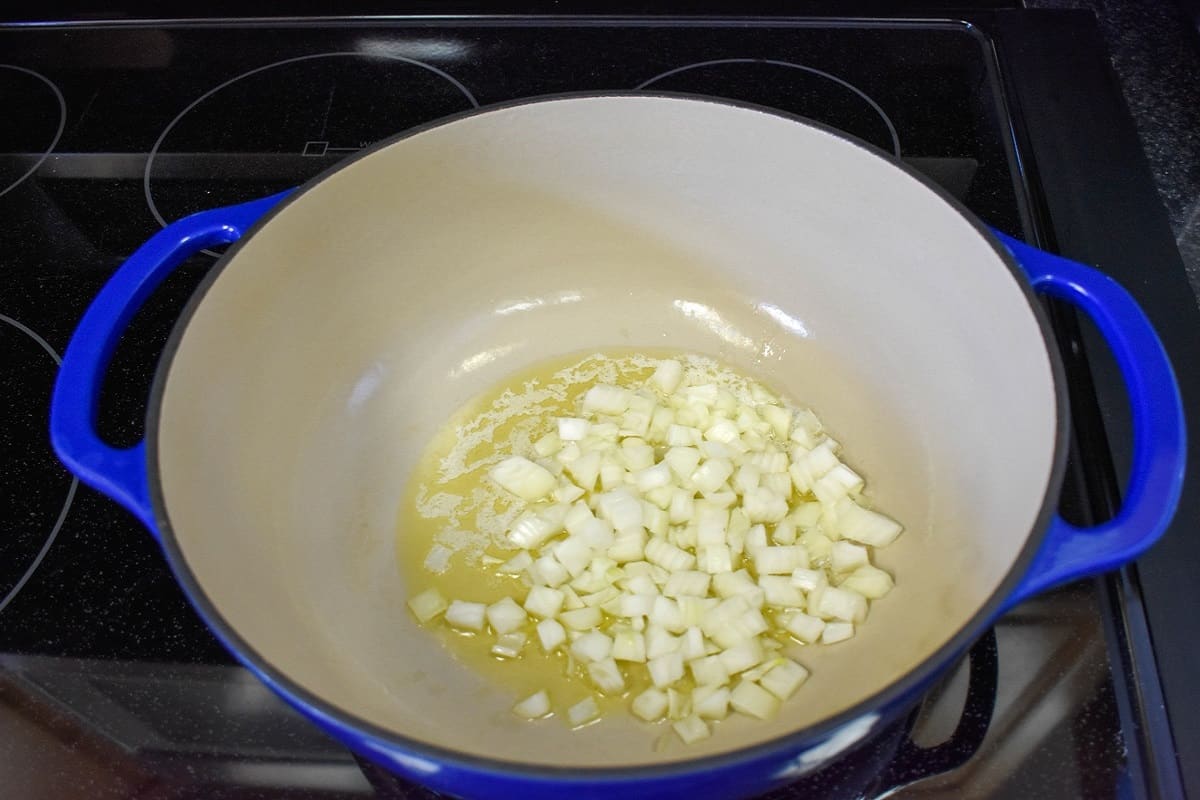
xmin=50 ymin=191 xmax=290 ymax=535
xmin=992 ymin=231 xmax=1186 ymax=611
xmin=872 ymin=628 xmax=998 ymax=795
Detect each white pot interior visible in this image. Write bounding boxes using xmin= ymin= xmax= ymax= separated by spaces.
xmin=155 ymin=96 xmax=1058 ymax=767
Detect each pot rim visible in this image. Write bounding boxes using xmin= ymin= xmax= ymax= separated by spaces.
xmin=146 ymin=91 xmax=1070 ymax=781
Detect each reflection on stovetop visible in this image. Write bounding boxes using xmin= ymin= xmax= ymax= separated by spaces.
xmin=0 ymin=17 xmax=1130 ymax=800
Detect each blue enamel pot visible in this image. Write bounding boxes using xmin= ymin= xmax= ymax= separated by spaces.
xmin=49 ymin=95 xmax=1184 ymax=799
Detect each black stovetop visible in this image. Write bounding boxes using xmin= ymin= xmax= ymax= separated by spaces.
xmin=0 ymin=11 xmax=1195 ymax=800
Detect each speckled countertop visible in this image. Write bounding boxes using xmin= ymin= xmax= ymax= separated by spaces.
xmin=1034 ymin=0 xmax=1200 ymax=294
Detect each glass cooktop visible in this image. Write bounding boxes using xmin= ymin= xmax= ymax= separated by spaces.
xmin=0 ymin=14 xmax=1155 ymax=799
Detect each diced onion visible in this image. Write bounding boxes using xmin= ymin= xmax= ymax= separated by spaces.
xmin=537 ymin=618 xmax=568 ymax=651
xmin=512 ymin=690 xmax=552 ymax=719
xmin=631 ymin=688 xmax=669 ymax=721
xmin=445 ymin=600 xmax=487 ymax=631
xmin=490 ymin=456 xmax=556 ymax=502
xmin=673 ymin=714 xmax=711 ymax=744
xmin=407 ymin=588 xmax=448 ymax=624
xmin=729 ymin=680 xmax=781 ymax=720
xmin=411 ymin=355 xmax=903 ymax=743
xmin=567 ymin=696 xmax=601 ymax=727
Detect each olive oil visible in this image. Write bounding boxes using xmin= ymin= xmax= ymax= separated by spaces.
xmin=397 ymin=351 xmax=670 ymax=718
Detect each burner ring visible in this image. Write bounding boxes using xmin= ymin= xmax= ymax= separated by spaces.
xmin=143 ymin=51 xmax=480 ymax=232
xmin=0 ymin=313 xmax=78 ymax=615
xmin=635 ymin=58 xmax=901 ymax=158
xmin=0 ymin=65 xmax=66 ymax=198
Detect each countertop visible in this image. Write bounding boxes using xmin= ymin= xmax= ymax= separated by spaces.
xmin=1034 ymin=0 xmax=1200 ymax=293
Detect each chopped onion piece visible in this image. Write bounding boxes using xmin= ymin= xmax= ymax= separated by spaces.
xmin=537 ymin=618 xmax=568 ymax=651
xmin=696 ymin=506 xmax=730 ymax=547
xmin=507 ymin=509 xmax=564 ymax=549
xmin=608 ymin=529 xmax=647 ymax=563
xmin=813 ymin=463 xmax=864 ymax=506
xmin=799 ymin=530 xmax=834 ymax=564
xmin=567 ymin=696 xmax=601 ymax=728
xmin=552 ymin=537 xmax=594 ymax=578
xmin=759 ymin=405 xmax=793 ymax=439
xmin=791 ymin=502 xmax=822 ymax=528
xmin=782 ymin=611 xmax=826 ymax=644
xmin=733 ymin=465 xmax=761 ymax=496
xmin=772 ymin=520 xmax=797 ymax=545
xmin=490 ymin=456 xmax=556 ymax=502
xmin=790 ymin=568 xmax=829 ymax=593
xmin=816 ymin=586 xmax=869 ymax=623
xmin=598 ymin=489 xmax=644 ymax=532
xmin=667 ymin=424 xmax=703 ymax=447
xmin=691 ymin=459 xmax=734 ymax=494
xmin=822 ymin=622 xmax=855 ymax=644
xmin=565 ymin=451 xmax=602 ymax=492
xmin=570 ymin=631 xmax=613 ymax=663
xmin=635 ymin=462 xmax=673 ymax=493
xmin=588 ymin=658 xmax=626 ymax=694
xmin=612 ymin=628 xmax=647 ymax=662
xmin=558 ymin=417 xmax=591 ymax=441
xmin=486 ymin=597 xmax=527 ymax=634
xmin=631 ymin=688 xmax=669 ymax=722
xmin=758 ymin=575 xmax=805 ymax=608
xmin=642 ymin=504 xmax=669 ymax=538
xmin=842 ymin=565 xmax=895 ymax=599
xmin=760 ymin=659 xmax=810 ymax=700
xmin=698 ymin=544 xmax=734 ymax=575
xmin=621 ymin=439 xmax=656 ymax=471
xmin=623 ymin=574 xmax=658 ymax=595
xmin=581 ymin=586 xmax=621 ymax=609
xmin=664 ymin=571 xmax=711 ymax=598
xmin=645 ymin=624 xmax=681 ymax=659
xmin=753 ymin=545 xmax=810 ymax=575
xmin=834 ymin=497 xmax=904 ymax=547
xmin=678 ymin=596 xmax=716 ymax=627
xmin=680 ymin=626 xmax=706 ymax=661
xmin=831 ymin=541 xmax=870 ymax=574
xmin=645 ymin=538 xmax=696 ymax=571
xmin=744 ymin=524 xmax=768 ymax=555
xmin=730 ymin=680 xmax=781 ymax=720
xmin=760 ymin=473 xmax=792 ymax=498
xmin=524 ymin=586 xmax=566 ymax=619
xmin=648 ymin=652 xmax=685 ymax=688
xmin=689 ymin=654 xmax=730 ymax=686
xmin=559 ymin=607 xmax=603 ymax=631
xmin=644 ymin=485 xmax=676 ymax=510
xmin=718 ymin=638 xmax=765 ymax=675
xmin=673 ymin=714 xmax=711 ymax=744
xmin=445 ymin=600 xmax=487 ymax=631
xmin=651 ymin=359 xmax=684 ymax=394
xmin=693 ymin=685 xmax=731 ymax=720
xmin=554 ymin=482 xmax=586 ymax=503
xmin=512 ymin=690 xmax=551 ymax=720
xmin=530 ymin=556 xmax=571 ymax=587
xmin=583 ymin=384 xmax=631 ymax=415
xmin=651 ymin=596 xmax=686 ymax=633
xmin=667 ymin=688 xmax=691 ymax=721
xmin=496 ymin=551 xmax=533 ymax=576
xmin=705 ymin=419 xmax=741 ymax=445
xmin=491 ymin=631 xmax=527 ymax=658
xmin=534 ymin=432 xmax=562 ymax=457
xmin=617 ymin=593 xmax=656 ymax=618
xmin=407 ymin=588 xmax=449 ymax=624
xmin=743 ymin=487 xmax=789 ymax=524
xmin=664 ymin=448 xmax=702 ymax=482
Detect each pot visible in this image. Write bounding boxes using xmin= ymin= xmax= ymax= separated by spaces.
xmin=50 ymin=95 xmax=1184 ymax=799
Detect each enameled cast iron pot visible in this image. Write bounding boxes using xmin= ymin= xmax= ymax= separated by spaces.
xmin=50 ymin=95 xmax=1185 ymax=800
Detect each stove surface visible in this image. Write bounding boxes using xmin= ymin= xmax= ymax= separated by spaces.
xmin=0 ymin=14 xmax=1166 ymax=799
